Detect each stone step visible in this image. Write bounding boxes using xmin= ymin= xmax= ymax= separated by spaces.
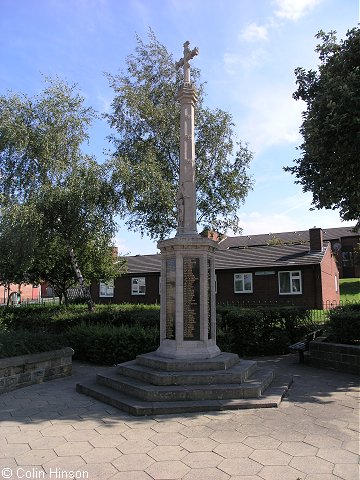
xmin=76 ymin=373 xmax=292 ymax=416
xmin=135 ymin=351 xmax=240 ymax=371
xmin=95 ymin=367 xmax=275 ymax=402
xmin=117 ymin=359 xmax=257 ymax=386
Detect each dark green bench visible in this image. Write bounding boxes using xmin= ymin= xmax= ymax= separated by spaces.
xmin=289 ymin=329 xmax=324 ymax=363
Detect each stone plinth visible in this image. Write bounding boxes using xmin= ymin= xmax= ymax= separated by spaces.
xmin=156 ymin=235 xmax=220 ymax=360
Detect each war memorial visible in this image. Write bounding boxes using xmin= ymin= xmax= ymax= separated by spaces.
xmin=77 ymin=42 xmax=290 ymax=415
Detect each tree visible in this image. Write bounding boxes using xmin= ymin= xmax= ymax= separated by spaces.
xmin=106 ymin=30 xmax=254 ymax=240
xmin=0 ymin=204 xmax=39 ymax=304
xmin=0 ymin=78 xmax=123 ymax=306
xmin=285 ymin=28 xmax=360 ymax=228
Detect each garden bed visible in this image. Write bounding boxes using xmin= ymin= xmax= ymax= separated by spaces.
xmin=0 ymin=347 xmax=74 ymax=393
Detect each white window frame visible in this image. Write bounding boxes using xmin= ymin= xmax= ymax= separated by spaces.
xmin=278 ymin=271 xmax=302 ymax=295
xmin=131 ymin=277 xmax=146 ymax=295
xmin=234 ymin=273 xmax=253 ymax=293
xmin=99 ymin=280 xmax=114 ymax=298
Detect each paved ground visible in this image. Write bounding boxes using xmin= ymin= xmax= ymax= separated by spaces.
xmin=0 ymin=355 xmax=358 ymax=480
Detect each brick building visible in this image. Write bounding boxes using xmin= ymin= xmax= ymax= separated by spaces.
xmin=92 ymin=227 xmax=341 ymax=309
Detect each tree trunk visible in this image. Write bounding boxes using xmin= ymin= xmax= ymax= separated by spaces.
xmin=68 ymin=247 xmax=95 ymax=311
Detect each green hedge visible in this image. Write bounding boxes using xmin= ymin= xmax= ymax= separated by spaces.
xmin=327 ymin=304 xmax=360 ymax=344
xmin=66 ymin=322 xmax=159 ymax=365
xmin=0 ymin=330 xmax=69 ymax=358
xmin=0 ymin=303 xmax=160 ymax=333
xmin=217 ymin=306 xmax=316 ymax=356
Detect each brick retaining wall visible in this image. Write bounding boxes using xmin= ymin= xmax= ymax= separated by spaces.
xmin=0 ymin=347 xmax=74 ymax=393
xmin=309 ymin=338 xmax=360 ymax=374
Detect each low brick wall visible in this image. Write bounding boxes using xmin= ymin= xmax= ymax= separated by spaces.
xmin=309 ymin=337 xmax=360 ymax=374
xmin=0 ymin=347 xmax=74 ymax=393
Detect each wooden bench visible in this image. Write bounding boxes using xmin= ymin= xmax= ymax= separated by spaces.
xmin=289 ymin=329 xmax=323 ymax=363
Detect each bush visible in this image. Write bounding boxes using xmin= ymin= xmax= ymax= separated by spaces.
xmin=66 ymin=322 xmax=160 ymax=365
xmin=327 ymin=304 xmax=360 ymax=344
xmin=0 ymin=330 xmax=68 ymax=358
xmin=216 ymin=305 xmax=315 ymax=356
xmin=0 ymin=303 xmax=160 ymax=333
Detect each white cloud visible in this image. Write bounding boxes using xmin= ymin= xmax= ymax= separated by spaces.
xmin=273 ymin=0 xmax=322 ymax=21
xmin=240 ymin=23 xmax=269 ymax=42
xmin=239 ymin=86 xmax=304 ymax=153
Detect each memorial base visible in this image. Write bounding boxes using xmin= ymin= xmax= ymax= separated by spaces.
xmin=155 ymin=339 xmax=221 ymax=359
xmin=76 ymin=352 xmax=292 ymax=416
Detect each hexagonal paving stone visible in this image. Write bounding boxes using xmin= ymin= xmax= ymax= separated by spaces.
xmin=214 ymin=443 xmax=253 ymax=459
xmin=180 ymin=425 xmax=214 ymax=438
xmin=112 ymin=453 xmax=154 ymax=472
xmin=43 ymin=455 xmax=86 ymax=471
xmin=54 ymin=441 xmax=93 ymax=456
xmin=237 ymin=424 xmax=273 ymax=436
xmin=206 ymin=420 xmax=237 ymax=431
xmin=81 ymin=446 xmax=122 ymax=463
xmin=65 ymin=429 xmax=100 ymax=442
xmin=218 ymin=457 xmax=262 ymax=476
xmin=148 ymin=445 xmax=188 ymax=461
xmin=111 ymin=472 xmax=153 ymax=480
xmin=304 ymin=434 xmax=343 ymax=449
xmin=150 ymin=432 xmax=186 ymax=446
xmin=29 ymin=437 xmax=66 ymax=450
xmin=270 ymin=430 xmax=306 ymax=442
xmin=95 ymin=423 xmax=130 ymax=435
xmin=333 ymin=463 xmax=360 ymax=480
xmin=0 ymin=443 xmax=30 ymax=458
xmin=243 ymin=435 xmax=281 ymax=450
xmin=181 ymin=437 xmax=219 ymax=452
xmin=117 ymin=439 xmax=155 ymax=454
xmin=317 ymin=448 xmax=359 ymax=464
xmin=250 ymin=449 xmax=291 ymax=466
xmin=260 ymin=465 xmax=308 ymax=480
xmin=343 ymin=440 xmax=360 ymax=455
xmin=6 ymin=430 xmax=43 ymax=443
xmin=41 ymin=425 xmax=75 ymax=437
xmin=122 ymin=428 xmax=155 ymax=440
xmin=79 ymin=462 xmax=118 ymax=479
xmin=16 ymin=449 xmax=56 ymax=466
xmin=210 ymin=430 xmax=247 ymax=443
xmin=279 ymin=440 xmax=318 ymax=456
xmin=290 ymin=456 xmax=334 ymax=474
xmin=89 ymin=434 xmax=125 ymax=448
xmin=151 ymin=421 xmax=184 ymax=433
xmin=182 ymin=451 xmax=223 ymax=468
xmin=183 ymin=467 xmax=230 ymax=480
xmin=146 ymin=460 xmax=190 ymax=479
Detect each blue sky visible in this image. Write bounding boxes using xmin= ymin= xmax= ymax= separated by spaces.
xmin=1 ymin=0 xmax=358 ymax=255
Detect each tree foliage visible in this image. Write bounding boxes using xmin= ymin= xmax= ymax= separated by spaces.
xmin=0 ymin=78 xmax=123 ymax=303
xmin=285 ymin=28 xmax=360 ymax=227
xmin=106 ymin=30 xmax=254 ymax=240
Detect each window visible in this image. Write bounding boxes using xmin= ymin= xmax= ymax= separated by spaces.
xmin=234 ymin=273 xmax=253 ymax=293
xmin=99 ymin=280 xmax=114 ymax=298
xmin=342 ymin=250 xmax=354 ymax=267
xmin=335 ymin=275 xmax=339 ymax=293
xmin=278 ymin=271 xmax=302 ymax=295
xmin=132 ymin=277 xmax=146 ymax=295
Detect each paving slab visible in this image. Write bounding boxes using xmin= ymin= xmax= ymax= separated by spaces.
xmin=0 ymin=354 xmax=357 ymax=480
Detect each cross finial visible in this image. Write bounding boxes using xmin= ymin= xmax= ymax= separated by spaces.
xmin=175 ymin=41 xmax=199 ymax=83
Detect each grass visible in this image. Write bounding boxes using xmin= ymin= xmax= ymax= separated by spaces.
xmin=340 ymin=278 xmax=360 ymax=302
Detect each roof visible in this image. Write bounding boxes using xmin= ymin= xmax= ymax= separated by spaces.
xmin=124 ymin=243 xmax=328 ymax=275
xmin=219 ymin=226 xmax=358 ymax=250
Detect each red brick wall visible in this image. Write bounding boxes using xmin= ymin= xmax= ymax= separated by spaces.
xmin=2 ymin=284 xmax=40 ymax=304
xmin=320 ymin=246 xmax=340 ymax=307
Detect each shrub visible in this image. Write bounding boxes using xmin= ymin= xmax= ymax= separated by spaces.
xmin=0 ymin=330 xmax=68 ymax=358
xmin=66 ymin=322 xmax=160 ymax=365
xmin=327 ymin=304 xmax=360 ymax=344
xmin=216 ymin=305 xmax=315 ymax=356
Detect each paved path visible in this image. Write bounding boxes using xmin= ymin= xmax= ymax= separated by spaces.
xmin=0 ymin=355 xmax=358 ymax=480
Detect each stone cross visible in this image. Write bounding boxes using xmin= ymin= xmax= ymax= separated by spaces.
xmin=175 ymin=41 xmax=199 ymax=83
